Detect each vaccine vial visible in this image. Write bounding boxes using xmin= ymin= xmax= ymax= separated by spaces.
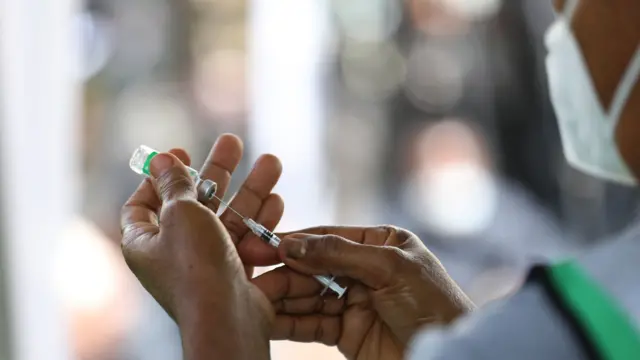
xmin=129 ymin=145 xmax=217 ymax=201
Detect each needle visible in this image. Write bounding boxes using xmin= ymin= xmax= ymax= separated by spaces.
xmin=212 ymin=194 xmax=245 ymax=220
xmin=211 ymin=194 xmax=348 ymax=298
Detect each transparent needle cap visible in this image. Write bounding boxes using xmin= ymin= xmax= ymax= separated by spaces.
xmin=129 ymin=145 xmax=217 ymax=201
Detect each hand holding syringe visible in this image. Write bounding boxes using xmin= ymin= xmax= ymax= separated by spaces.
xmin=222 ymin=205 xmax=347 ymax=298
xmin=130 ymin=145 xmax=348 ymax=298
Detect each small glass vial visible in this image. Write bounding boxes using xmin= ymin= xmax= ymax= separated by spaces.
xmin=129 ymin=145 xmax=217 ymax=202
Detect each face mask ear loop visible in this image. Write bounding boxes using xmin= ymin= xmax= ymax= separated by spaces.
xmin=563 ymin=0 xmax=580 ymax=23
xmin=607 ymin=46 xmax=640 ymax=136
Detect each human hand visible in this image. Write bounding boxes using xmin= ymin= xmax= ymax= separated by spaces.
xmin=191 ymin=134 xmax=283 ymax=277
xmin=252 ymin=226 xmax=475 ymax=360
xmin=121 ymin=149 xmax=274 ymax=360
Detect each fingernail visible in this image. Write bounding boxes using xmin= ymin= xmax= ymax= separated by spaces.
xmin=284 ymin=235 xmax=307 ymax=259
xmin=149 ymin=153 xmax=175 ymax=178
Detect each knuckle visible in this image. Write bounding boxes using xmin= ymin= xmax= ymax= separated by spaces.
xmin=397 ymin=227 xmax=418 ymax=242
xmin=162 ymin=198 xmax=201 ymax=218
xmin=156 ymin=170 xmax=193 ymax=196
xmin=367 ymin=225 xmax=399 ymax=245
xmin=380 ymin=246 xmax=408 ymax=273
xmin=378 ymin=225 xmax=396 ymax=238
xmin=377 ymin=224 xmax=417 ymax=247
xmin=310 ymin=234 xmax=343 ymax=256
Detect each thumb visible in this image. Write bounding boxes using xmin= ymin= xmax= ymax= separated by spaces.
xmin=278 ymin=234 xmax=400 ymax=289
xmin=149 ymin=153 xmax=196 ymax=203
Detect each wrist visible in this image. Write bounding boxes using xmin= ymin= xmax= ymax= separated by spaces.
xmin=430 ymin=270 xmax=476 ymax=324
xmin=176 ymin=280 xmax=272 ymax=360
xmin=438 ymin=292 xmax=475 ymax=324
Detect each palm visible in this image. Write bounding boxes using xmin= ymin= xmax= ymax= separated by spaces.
xmin=181 ymin=135 xmax=283 ymax=278
xmin=252 ymin=226 xmax=447 ymax=360
xmin=336 ymin=283 xmax=405 ymax=360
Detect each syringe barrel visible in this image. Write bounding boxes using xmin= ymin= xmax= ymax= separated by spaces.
xmin=129 ymin=145 xmax=217 ymax=201
xmin=263 ymin=231 xmax=281 ymax=247
xmin=314 ymin=274 xmax=334 ymax=288
xmin=314 ymin=275 xmax=347 ymax=299
xmin=242 ymin=219 xmax=347 ymax=298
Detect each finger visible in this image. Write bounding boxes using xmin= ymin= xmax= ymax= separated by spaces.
xmin=276 ymin=226 xmax=371 ymax=245
xmin=198 ymin=134 xmax=244 ymax=212
xmin=252 ymin=266 xmax=323 ymax=301
xmin=278 ymin=234 xmax=399 ymax=289
xmin=121 ymin=148 xmax=189 ymax=237
xmin=121 ymin=177 xmax=161 ymax=242
xmin=236 ymin=193 xmax=283 ymax=266
xmin=221 ymin=154 xmax=282 ymax=242
xmin=150 ymin=153 xmax=197 ymax=203
xmin=273 ymin=296 xmax=345 ymax=316
xmin=168 ymin=148 xmax=191 ymax=167
xmin=271 ymin=315 xmax=341 ymax=346
xmin=277 ymin=225 xmax=410 ymax=248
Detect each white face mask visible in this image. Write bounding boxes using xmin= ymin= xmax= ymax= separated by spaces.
xmin=405 ymin=163 xmax=498 ymax=238
xmin=544 ymin=0 xmax=640 ymax=185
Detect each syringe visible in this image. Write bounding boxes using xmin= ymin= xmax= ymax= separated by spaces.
xmin=243 ymin=217 xmax=348 ymax=298
xmin=220 ymin=202 xmax=348 ymax=299
xmin=129 ymin=145 xmax=348 ymax=298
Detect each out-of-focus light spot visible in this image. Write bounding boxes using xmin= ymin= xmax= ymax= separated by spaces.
xmin=76 ymin=12 xmax=112 ymax=80
xmin=404 ymin=42 xmax=465 ymax=113
xmin=194 ymin=49 xmax=247 ymax=119
xmin=403 ymin=120 xmax=498 ymax=238
xmin=111 ymin=1 xmax=169 ymax=73
xmin=54 ymin=218 xmax=118 ymax=311
xmin=439 ymin=0 xmax=503 ymax=21
xmin=53 ymin=217 xmax=138 ymax=358
xmin=192 ymin=22 xmax=246 ymax=59
xmin=115 ymin=85 xmax=195 ymax=156
xmin=416 ymin=119 xmax=489 ymax=167
xmin=340 ymin=41 xmax=406 ymax=99
xmin=191 ymin=0 xmax=246 ymax=16
xmin=332 ymin=0 xmax=401 ymax=42
xmin=421 ymin=163 xmax=498 ymax=237
xmin=408 ymin=0 xmax=471 ymax=36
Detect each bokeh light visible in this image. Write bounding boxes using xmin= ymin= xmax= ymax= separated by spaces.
xmin=404 ymin=41 xmax=466 ymax=113
xmin=439 ymin=0 xmax=503 ymax=21
xmin=194 ymin=49 xmax=247 ymax=119
xmin=340 ymin=40 xmax=406 ymax=99
xmin=332 ymin=0 xmax=402 ymax=42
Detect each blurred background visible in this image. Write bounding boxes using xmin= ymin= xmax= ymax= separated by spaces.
xmin=2 ymin=0 xmax=640 ymax=359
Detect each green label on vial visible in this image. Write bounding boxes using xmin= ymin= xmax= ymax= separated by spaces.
xmin=142 ymin=151 xmax=158 ymax=175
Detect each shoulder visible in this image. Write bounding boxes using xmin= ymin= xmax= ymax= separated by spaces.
xmin=407 ymin=281 xmax=587 ymax=360
xmin=578 ymin=224 xmax=640 ymax=326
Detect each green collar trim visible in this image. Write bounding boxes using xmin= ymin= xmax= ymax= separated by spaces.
xmin=547 ymin=261 xmax=640 ymax=360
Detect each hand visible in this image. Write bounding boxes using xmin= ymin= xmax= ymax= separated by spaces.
xmin=193 ymin=134 xmax=283 ymax=276
xmin=121 ymin=147 xmax=275 ymax=360
xmin=252 ymin=226 xmax=475 ymax=360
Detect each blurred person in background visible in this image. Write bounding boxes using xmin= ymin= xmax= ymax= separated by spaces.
xmin=119 ymin=0 xmax=640 ymax=359
xmin=396 ymin=119 xmax=566 ymax=305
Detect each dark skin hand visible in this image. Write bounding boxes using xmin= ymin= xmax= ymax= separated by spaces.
xmin=121 ymin=134 xmax=282 ymax=360
xmin=192 ymin=135 xmax=283 ymax=275
xmin=121 ymin=137 xmax=472 ymax=359
xmin=250 ymin=226 xmax=475 ymax=360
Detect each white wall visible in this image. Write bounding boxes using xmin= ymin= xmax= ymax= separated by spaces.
xmin=0 ymin=0 xmax=80 ymax=358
